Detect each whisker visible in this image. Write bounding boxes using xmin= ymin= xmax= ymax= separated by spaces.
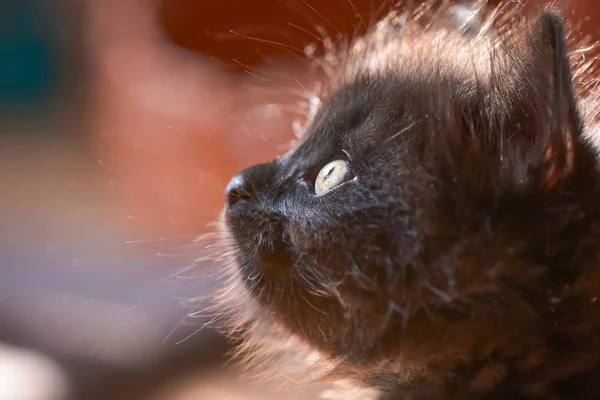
xmin=299 ymin=0 xmax=348 ymax=44
xmin=175 ymin=313 xmax=227 ymax=345
xmin=160 ymin=265 xmax=196 ymax=282
xmin=345 ymin=0 xmax=367 ymax=31
xmin=124 ymin=237 xmax=170 ymax=244
xmin=288 ymin=22 xmax=326 ymax=44
xmin=164 ymin=299 xmax=207 ymax=343
xmin=385 ymin=120 xmax=419 ymax=143
xmin=229 ymin=30 xmax=307 ymax=55
xmin=301 ymin=293 xmax=327 ymax=315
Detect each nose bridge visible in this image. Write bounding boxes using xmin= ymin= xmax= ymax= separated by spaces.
xmin=240 ymin=162 xmax=274 ymax=193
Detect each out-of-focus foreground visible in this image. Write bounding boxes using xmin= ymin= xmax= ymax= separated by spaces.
xmin=1 ymin=1 xmax=600 ymax=399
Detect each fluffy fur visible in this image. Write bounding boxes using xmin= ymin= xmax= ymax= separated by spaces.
xmin=210 ymin=1 xmax=600 ymax=399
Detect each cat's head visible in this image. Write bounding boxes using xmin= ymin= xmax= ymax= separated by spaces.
xmin=219 ymin=3 xmax=600 ymax=396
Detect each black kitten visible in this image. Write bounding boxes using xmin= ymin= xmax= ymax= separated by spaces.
xmin=216 ymin=1 xmax=600 ymax=399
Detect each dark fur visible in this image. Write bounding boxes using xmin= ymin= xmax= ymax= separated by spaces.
xmin=218 ymin=1 xmax=600 ymax=399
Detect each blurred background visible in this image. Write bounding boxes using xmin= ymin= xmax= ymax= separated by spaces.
xmin=1 ymin=1 xmax=600 ymax=399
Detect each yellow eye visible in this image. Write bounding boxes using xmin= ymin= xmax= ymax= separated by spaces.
xmin=314 ymin=159 xmax=351 ymax=195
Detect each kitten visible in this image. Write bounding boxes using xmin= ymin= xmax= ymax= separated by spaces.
xmin=215 ymin=1 xmax=600 ymax=399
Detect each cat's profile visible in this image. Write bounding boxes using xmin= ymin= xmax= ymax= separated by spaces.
xmin=215 ymin=1 xmax=600 ymax=399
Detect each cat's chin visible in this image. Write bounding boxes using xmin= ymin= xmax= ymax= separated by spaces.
xmin=212 ymin=213 xmax=383 ymax=399
xmin=211 ymin=215 xmax=362 ymax=396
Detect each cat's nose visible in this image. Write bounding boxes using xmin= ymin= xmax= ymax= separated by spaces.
xmin=225 ymin=172 xmax=252 ymax=207
xmin=225 ymin=163 xmax=275 ymax=208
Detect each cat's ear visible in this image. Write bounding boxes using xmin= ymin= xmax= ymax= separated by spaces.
xmin=523 ymin=12 xmax=582 ymax=191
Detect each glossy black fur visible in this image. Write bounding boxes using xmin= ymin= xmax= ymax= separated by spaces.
xmin=223 ymin=4 xmax=600 ymax=399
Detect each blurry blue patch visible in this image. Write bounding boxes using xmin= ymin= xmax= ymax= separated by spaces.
xmin=0 ymin=1 xmax=57 ymax=105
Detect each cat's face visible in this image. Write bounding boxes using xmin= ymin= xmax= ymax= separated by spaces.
xmin=221 ymin=5 xmax=600 ymax=392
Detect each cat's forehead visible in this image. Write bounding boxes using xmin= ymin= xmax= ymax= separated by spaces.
xmin=283 ymin=15 xmax=532 ymax=168
xmin=284 ymin=79 xmax=397 ymax=165
xmin=293 ymin=71 xmax=480 ymax=156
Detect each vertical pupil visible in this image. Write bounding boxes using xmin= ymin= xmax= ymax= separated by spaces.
xmin=325 ymin=165 xmax=335 ymax=180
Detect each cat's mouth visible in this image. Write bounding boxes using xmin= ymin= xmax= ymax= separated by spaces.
xmin=256 ymin=233 xmax=295 ymax=273
xmin=224 ymin=202 xmax=296 ymax=296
